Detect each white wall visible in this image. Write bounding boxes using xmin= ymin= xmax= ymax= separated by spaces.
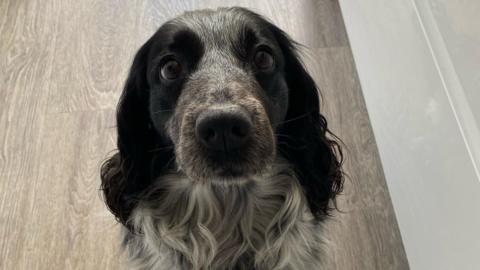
xmin=427 ymin=0 xmax=480 ymax=122
xmin=338 ymin=1 xmax=480 ymax=269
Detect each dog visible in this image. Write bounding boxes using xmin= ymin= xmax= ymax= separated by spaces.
xmin=101 ymin=7 xmax=343 ymax=270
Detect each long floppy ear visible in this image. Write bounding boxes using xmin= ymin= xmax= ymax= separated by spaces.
xmin=101 ymin=39 xmax=173 ymax=226
xmin=273 ymin=27 xmax=344 ymax=219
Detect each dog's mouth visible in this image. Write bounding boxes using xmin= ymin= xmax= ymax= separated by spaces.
xmin=175 ymin=104 xmax=276 ymax=181
xmin=187 ymin=145 xmax=275 ymax=181
xmin=202 ymin=147 xmax=258 ymax=178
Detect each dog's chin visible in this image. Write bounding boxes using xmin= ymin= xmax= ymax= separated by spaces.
xmin=177 ymin=152 xmax=275 ymax=184
xmin=211 ymin=163 xmax=264 ymax=182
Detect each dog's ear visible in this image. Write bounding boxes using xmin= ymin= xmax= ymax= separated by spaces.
xmin=272 ymin=27 xmax=344 ymax=219
xmin=101 ymin=39 xmax=172 ymax=226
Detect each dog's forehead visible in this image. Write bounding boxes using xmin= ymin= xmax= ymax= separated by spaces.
xmin=170 ymin=8 xmax=263 ymax=49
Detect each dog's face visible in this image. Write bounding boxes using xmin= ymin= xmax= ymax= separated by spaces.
xmin=101 ymin=7 xmax=343 ymax=225
xmin=146 ymin=10 xmax=291 ymax=180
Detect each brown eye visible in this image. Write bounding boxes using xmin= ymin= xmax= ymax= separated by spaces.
xmin=160 ymin=59 xmax=182 ymax=80
xmin=253 ymin=50 xmax=274 ymax=70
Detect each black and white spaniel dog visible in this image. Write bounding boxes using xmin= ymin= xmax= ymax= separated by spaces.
xmin=101 ymin=7 xmax=343 ymax=270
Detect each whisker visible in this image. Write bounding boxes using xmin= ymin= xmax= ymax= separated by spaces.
xmin=275 ymin=110 xmax=316 ymax=126
xmin=277 ymin=141 xmax=307 ymax=150
xmin=147 ymin=145 xmax=174 ymax=153
xmin=275 ymin=133 xmax=296 ymax=141
xmin=151 ymin=109 xmax=174 ymax=114
xmin=165 ymin=156 xmax=176 ymax=168
xmin=275 ymin=132 xmax=308 ymax=149
xmin=275 ymin=133 xmax=304 ymax=147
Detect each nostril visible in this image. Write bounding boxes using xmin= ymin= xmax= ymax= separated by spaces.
xmin=204 ymin=128 xmax=216 ymax=142
xmin=231 ymin=125 xmax=247 ymax=138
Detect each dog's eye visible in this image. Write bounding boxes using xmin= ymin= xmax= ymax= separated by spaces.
xmin=253 ymin=50 xmax=274 ymax=71
xmin=160 ymin=59 xmax=182 ymax=80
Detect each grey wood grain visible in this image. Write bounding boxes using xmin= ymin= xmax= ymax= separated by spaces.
xmin=303 ymin=47 xmax=409 ymax=269
xmin=0 ymin=0 xmax=409 ymax=269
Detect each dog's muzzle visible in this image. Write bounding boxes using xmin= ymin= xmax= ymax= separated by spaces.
xmin=173 ymin=78 xmax=275 ymax=181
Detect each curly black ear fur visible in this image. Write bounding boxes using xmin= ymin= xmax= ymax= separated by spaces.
xmin=271 ymin=26 xmax=344 ymax=219
xmin=101 ymin=39 xmax=173 ymax=226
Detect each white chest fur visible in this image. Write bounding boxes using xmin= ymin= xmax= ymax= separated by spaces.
xmin=123 ymin=166 xmax=325 ymax=270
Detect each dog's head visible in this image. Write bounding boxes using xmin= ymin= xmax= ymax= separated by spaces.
xmin=101 ymin=7 xmax=343 ymax=225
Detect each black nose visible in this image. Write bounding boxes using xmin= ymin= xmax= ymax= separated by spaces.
xmin=196 ymin=106 xmax=252 ymax=152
